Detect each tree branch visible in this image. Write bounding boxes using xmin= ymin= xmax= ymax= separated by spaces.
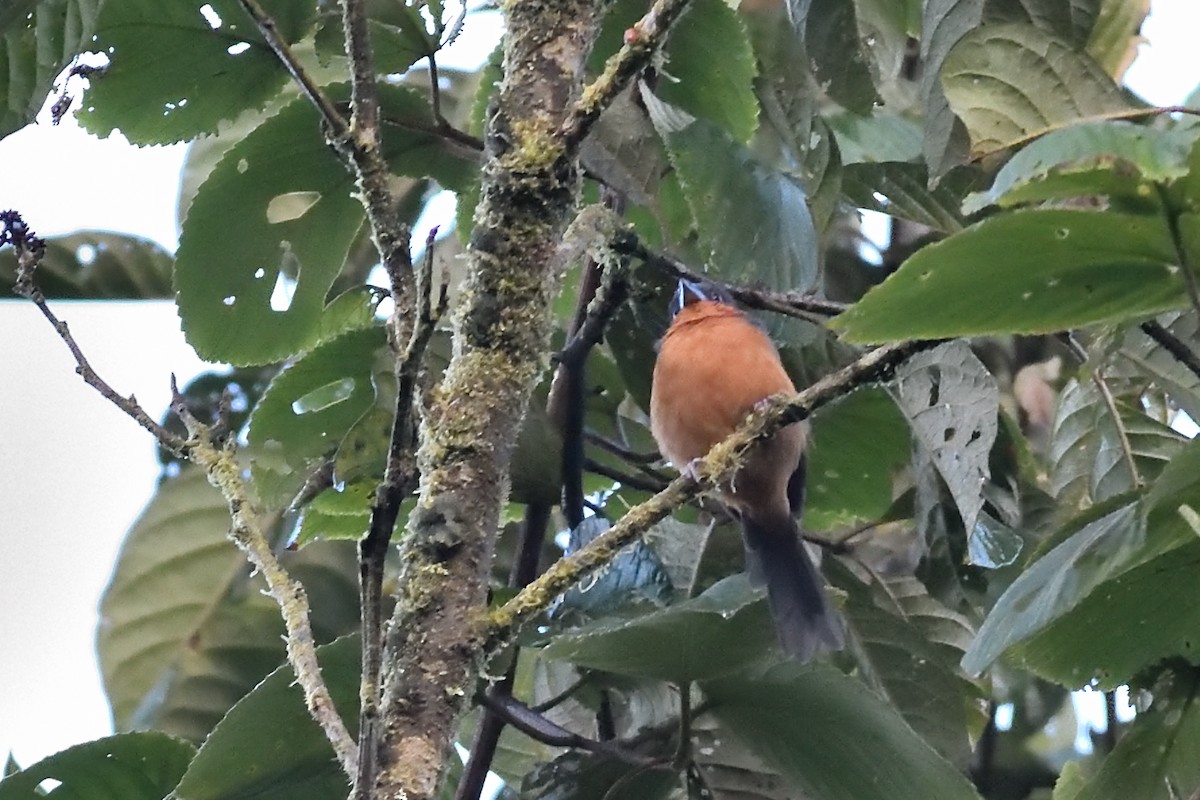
xmin=5 ymin=210 xmax=358 ymax=776
xmin=612 ymin=231 xmax=848 ymax=320
xmin=485 ymin=338 xmax=941 ymax=652
xmin=560 ymin=0 xmax=695 ymax=150
xmin=1140 ymin=319 xmax=1200 ymax=382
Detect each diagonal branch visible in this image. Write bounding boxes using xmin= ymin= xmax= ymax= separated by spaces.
xmin=485 ymin=337 xmax=942 ymax=652
xmin=1140 ymin=319 xmax=1200 ymax=382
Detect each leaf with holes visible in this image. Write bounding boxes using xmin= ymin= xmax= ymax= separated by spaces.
xmin=97 ymin=467 xmax=360 ymax=743
xmin=0 ymin=232 xmax=172 ymax=298
xmin=830 ymin=210 xmax=1184 ymax=343
xmin=941 ymin=22 xmax=1133 ymax=158
xmin=645 ymin=93 xmax=819 ymax=293
xmin=79 ymin=0 xmax=315 ymax=144
xmin=246 ymin=327 xmax=387 ymax=509
xmin=175 ymin=84 xmax=472 ymax=364
xmin=1049 ymin=379 xmax=1186 ymax=514
xmin=890 ymin=342 xmax=997 ymax=536
xmin=0 ymin=733 xmax=194 ymax=800
xmin=0 ymin=0 xmax=100 ymax=137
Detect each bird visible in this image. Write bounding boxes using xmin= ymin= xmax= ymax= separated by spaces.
xmin=649 ymin=278 xmax=844 ymax=662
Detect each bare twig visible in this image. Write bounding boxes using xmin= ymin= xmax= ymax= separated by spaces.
xmin=611 ymin=231 xmax=848 ymax=320
xmin=584 ymin=457 xmax=670 ymax=493
xmin=584 ymin=431 xmax=661 ymax=465
xmin=485 ymin=338 xmax=942 ymax=651
xmin=171 ymin=378 xmax=360 ymax=775
xmin=5 ymin=210 xmax=357 ymax=775
xmin=356 ymin=227 xmax=447 ymax=798
xmin=560 ymin=0 xmax=694 ymax=149
xmin=236 ymin=0 xmax=350 ymax=140
xmin=1140 ymin=319 xmax=1200 ymax=382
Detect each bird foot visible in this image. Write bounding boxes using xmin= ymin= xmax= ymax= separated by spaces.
xmin=682 ymin=458 xmax=704 ymax=482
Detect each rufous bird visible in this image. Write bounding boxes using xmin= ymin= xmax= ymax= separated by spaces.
xmin=649 ymin=279 xmax=844 ymax=661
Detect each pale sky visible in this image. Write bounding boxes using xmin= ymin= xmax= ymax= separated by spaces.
xmin=1 ymin=0 xmax=1199 ymax=770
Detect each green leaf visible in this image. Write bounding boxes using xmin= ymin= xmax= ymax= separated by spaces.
xmin=834 ymin=566 xmax=981 ymax=768
xmin=963 ymin=122 xmax=1196 ymax=214
xmin=98 ymin=467 xmax=359 ymax=742
xmin=0 ymin=232 xmax=172 ymax=298
xmin=940 ymin=22 xmax=1133 ymax=158
xmin=830 ymin=210 xmax=1183 ymax=343
xmin=0 ymin=733 xmax=194 ymax=800
xmin=295 ymin=480 xmax=379 ymax=545
xmin=790 ymin=0 xmax=879 ymax=114
xmin=173 ymin=636 xmax=360 ymax=800
xmin=1016 ymin=540 xmax=1200 ymax=689
xmin=247 ymin=327 xmax=388 ymax=509
xmin=890 ymin=342 xmax=998 ymax=536
xmin=79 ymin=0 xmax=316 ymax=144
xmin=827 ymin=110 xmax=923 ymax=164
xmin=648 ymin=98 xmax=819 ymax=293
xmin=805 ymin=388 xmax=910 ymax=529
xmin=841 ymin=162 xmax=980 ymax=233
xmin=523 ymin=751 xmax=677 ymax=800
xmin=0 ymin=0 xmax=99 ymax=137
xmin=313 ymin=15 xmax=434 ymax=77
xmin=1085 ymin=0 xmax=1149 ymax=80
xmin=918 ymin=0 xmax=984 ymax=176
xmin=1070 ymin=672 xmax=1200 ymax=800
xmin=540 ymin=575 xmax=776 ymax=682
xmin=558 ymin=518 xmax=672 ymax=616
xmin=175 ymin=84 xmax=470 ymax=364
xmin=1049 ymin=379 xmax=1187 ymax=514
xmin=657 ymin=0 xmax=757 ymax=142
xmin=703 ymin=662 xmax=983 ymax=800
xmin=1108 ymin=311 xmax=1200 ymax=423
xmin=960 ymin=493 xmax=1197 ymax=676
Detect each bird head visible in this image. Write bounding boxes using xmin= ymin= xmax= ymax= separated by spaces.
xmin=669 ymin=278 xmax=735 ymax=318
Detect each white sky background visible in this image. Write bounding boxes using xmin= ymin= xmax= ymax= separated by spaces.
xmin=0 ymin=0 xmax=1198 ymax=769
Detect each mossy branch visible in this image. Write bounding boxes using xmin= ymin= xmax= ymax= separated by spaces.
xmin=484 ymin=337 xmax=942 ymax=652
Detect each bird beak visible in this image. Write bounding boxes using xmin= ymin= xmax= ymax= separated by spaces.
xmin=670 ymin=278 xmax=709 ymax=317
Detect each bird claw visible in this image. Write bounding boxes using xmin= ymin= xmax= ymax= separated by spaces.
xmin=682 ymin=458 xmax=704 ymax=482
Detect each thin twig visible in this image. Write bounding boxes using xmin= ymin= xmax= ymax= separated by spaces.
xmin=356 ymin=227 xmax=446 ymax=798
xmin=560 ymin=0 xmax=695 ymax=150
xmin=584 ymin=457 xmax=670 ymax=493
xmin=611 ymin=231 xmax=848 ymax=320
xmin=236 ymin=0 xmax=349 ymax=140
xmin=1139 ymin=320 xmax=1200 ymax=382
xmin=530 ymin=675 xmax=589 ymax=713
xmin=485 ymin=338 xmax=942 ymax=652
xmin=584 ymin=431 xmax=661 ymax=465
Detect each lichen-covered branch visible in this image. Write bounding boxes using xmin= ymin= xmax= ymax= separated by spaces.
xmin=5 ymin=210 xmax=358 ymax=776
xmin=370 ymin=0 xmax=607 ymax=796
xmin=485 ymin=338 xmax=943 ymax=652
xmin=560 ymin=0 xmax=695 ymax=150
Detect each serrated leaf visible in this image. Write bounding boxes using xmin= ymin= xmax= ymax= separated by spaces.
xmin=941 ymin=22 xmax=1133 ymax=158
xmin=0 ymin=733 xmax=194 ymax=800
xmin=841 ymin=161 xmax=980 ymax=233
xmin=541 ymin=575 xmax=776 ymax=682
xmin=175 ymin=84 xmax=472 ymax=364
xmin=0 ymin=0 xmax=99 ymax=137
xmin=0 ymin=232 xmax=172 ymax=298
xmin=78 ymin=0 xmax=315 ymax=144
xmin=805 ymin=387 xmax=910 ymax=529
xmin=1015 ymin=540 xmax=1200 ymax=689
xmin=648 ymin=97 xmax=819 ymax=293
xmin=1049 ymin=379 xmax=1187 ymax=513
xmin=1070 ymin=672 xmax=1200 ymax=800
xmin=830 ymin=210 xmax=1183 ymax=343
xmin=703 ymin=662 xmax=983 ymax=800
xmin=247 ymin=327 xmax=387 ymax=509
xmin=97 ymin=467 xmax=359 ymax=742
xmin=890 ymin=342 xmax=997 ymax=536
xmin=173 ymin=636 xmax=360 ymax=800
xmin=1108 ymin=311 xmax=1200 ymax=423
xmin=963 ymin=122 xmax=1196 ymax=214
xmin=313 ymin=14 xmax=434 ymax=76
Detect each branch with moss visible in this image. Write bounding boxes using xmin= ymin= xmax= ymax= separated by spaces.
xmin=484 ymin=337 xmax=942 ymax=652
xmin=4 ymin=210 xmax=358 ymax=776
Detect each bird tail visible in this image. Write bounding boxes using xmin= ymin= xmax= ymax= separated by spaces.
xmin=742 ymin=512 xmax=844 ymax=662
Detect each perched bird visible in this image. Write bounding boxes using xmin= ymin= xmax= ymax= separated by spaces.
xmin=649 ymin=279 xmax=844 ymax=661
